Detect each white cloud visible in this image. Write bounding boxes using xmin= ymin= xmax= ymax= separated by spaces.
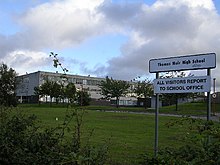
xmin=0 ymin=0 xmax=106 ymax=75
xmin=17 ymin=0 xmax=105 ymax=49
xmin=99 ymin=0 xmax=220 ymax=86
xmin=2 ymin=50 xmax=51 ymax=75
xmin=153 ymin=0 xmax=215 ymax=10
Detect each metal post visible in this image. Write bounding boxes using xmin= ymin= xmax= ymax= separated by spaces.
xmin=81 ymin=84 xmax=83 ymax=106
xmin=154 ymin=72 xmax=159 ymax=157
xmin=213 ymin=78 xmax=216 ymax=115
xmin=213 ymin=78 xmax=216 ymax=93
xmin=207 ymin=69 xmax=211 ymax=121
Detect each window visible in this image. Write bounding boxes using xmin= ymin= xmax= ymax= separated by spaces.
xmin=76 ymin=78 xmax=83 ymax=84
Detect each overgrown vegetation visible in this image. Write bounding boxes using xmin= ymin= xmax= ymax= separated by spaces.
xmin=0 ymin=63 xmax=17 ymax=106
xmin=0 ymin=106 xmax=109 ymax=165
xmin=143 ymin=117 xmax=220 ymax=164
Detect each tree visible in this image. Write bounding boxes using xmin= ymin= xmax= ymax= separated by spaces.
xmin=134 ymin=79 xmax=153 ymax=109
xmin=99 ymin=77 xmax=130 ymax=108
xmin=50 ymin=81 xmax=61 ymax=104
xmin=0 ymin=63 xmax=17 ymax=106
xmin=35 ymin=80 xmax=77 ymax=106
xmin=65 ymin=82 xmax=76 ymax=104
xmin=34 ymin=86 xmax=43 ymax=105
xmin=34 ymin=80 xmax=58 ymax=106
xmin=37 ymin=80 xmax=52 ymax=103
xmin=76 ymin=89 xmax=91 ymax=106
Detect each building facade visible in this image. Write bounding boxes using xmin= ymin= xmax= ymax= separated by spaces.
xmin=16 ymin=71 xmax=138 ymax=106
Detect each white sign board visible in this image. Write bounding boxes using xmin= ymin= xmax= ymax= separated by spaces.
xmin=154 ymin=76 xmax=211 ymax=94
xmin=149 ymin=53 xmax=216 ymax=73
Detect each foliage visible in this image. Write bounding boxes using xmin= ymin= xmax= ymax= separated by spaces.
xmin=0 ymin=106 xmax=109 ymax=165
xmin=134 ymin=79 xmax=153 ymax=109
xmin=143 ymin=117 xmax=220 ymax=165
xmin=99 ymin=76 xmax=130 ymax=108
xmin=38 ymin=80 xmax=51 ymax=102
xmin=0 ymin=63 xmax=17 ymax=106
xmin=34 ymin=80 xmax=78 ymax=106
xmin=49 ymin=52 xmax=69 ymax=74
xmin=76 ymin=90 xmax=91 ymax=106
xmin=50 ymin=81 xmax=62 ymax=104
xmin=34 ymin=80 xmax=56 ymax=105
xmin=65 ymin=82 xmax=77 ymax=103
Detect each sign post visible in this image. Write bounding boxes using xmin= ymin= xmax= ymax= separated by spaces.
xmin=207 ymin=69 xmax=211 ymax=121
xmin=154 ymin=72 xmax=159 ymax=157
xmin=149 ymin=53 xmax=216 ymax=157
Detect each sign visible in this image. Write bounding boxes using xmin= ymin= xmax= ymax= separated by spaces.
xmin=151 ymin=53 xmax=215 ymax=157
xmin=212 ymin=93 xmax=217 ymax=98
xmin=154 ymin=76 xmax=211 ymax=94
xmin=149 ymin=53 xmax=216 ymax=73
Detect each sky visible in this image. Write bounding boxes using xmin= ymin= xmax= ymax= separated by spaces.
xmin=0 ymin=0 xmax=220 ymax=91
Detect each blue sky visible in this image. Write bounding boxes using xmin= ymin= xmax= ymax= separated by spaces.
xmin=0 ymin=0 xmax=220 ymax=91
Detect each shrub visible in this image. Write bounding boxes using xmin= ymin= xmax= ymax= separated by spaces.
xmin=141 ymin=117 xmax=220 ymax=165
xmin=0 ymin=107 xmax=109 ymax=165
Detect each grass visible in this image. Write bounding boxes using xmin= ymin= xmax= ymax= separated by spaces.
xmin=83 ymin=111 xmax=161 ymax=164
xmin=18 ymin=104 xmax=195 ymax=164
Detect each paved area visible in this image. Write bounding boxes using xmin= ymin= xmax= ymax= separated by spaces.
xmin=210 ymin=113 xmax=220 ymax=122
xmin=97 ymin=110 xmax=220 ymax=122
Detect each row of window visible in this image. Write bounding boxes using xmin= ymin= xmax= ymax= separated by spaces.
xmin=40 ymin=75 xmax=102 ymax=86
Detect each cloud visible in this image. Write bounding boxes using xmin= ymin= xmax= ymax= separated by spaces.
xmin=99 ymin=0 xmax=220 ymax=87
xmin=98 ymin=1 xmax=142 ymax=26
xmin=2 ymin=50 xmax=51 ymax=75
xmin=0 ymin=0 xmax=106 ymax=75
xmin=153 ymin=0 xmax=215 ymax=10
xmin=16 ymin=0 xmax=105 ymax=49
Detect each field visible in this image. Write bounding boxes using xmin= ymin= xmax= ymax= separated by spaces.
xmin=17 ymin=103 xmax=208 ymax=164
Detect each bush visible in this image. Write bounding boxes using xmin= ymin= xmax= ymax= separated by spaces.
xmin=141 ymin=117 xmax=220 ymax=165
xmin=0 ymin=107 xmax=109 ymax=165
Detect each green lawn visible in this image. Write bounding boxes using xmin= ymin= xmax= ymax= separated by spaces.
xmin=19 ymin=105 xmax=193 ymax=164
xmin=159 ymin=102 xmax=220 ymax=115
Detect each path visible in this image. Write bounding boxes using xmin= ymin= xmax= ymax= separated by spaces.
xmin=97 ymin=110 xmax=220 ymax=122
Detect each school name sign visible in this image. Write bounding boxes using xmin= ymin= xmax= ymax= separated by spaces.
xmin=154 ymin=76 xmax=211 ymax=94
xmin=150 ymin=53 xmax=216 ymax=94
xmin=149 ymin=53 xmax=216 ymax=73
